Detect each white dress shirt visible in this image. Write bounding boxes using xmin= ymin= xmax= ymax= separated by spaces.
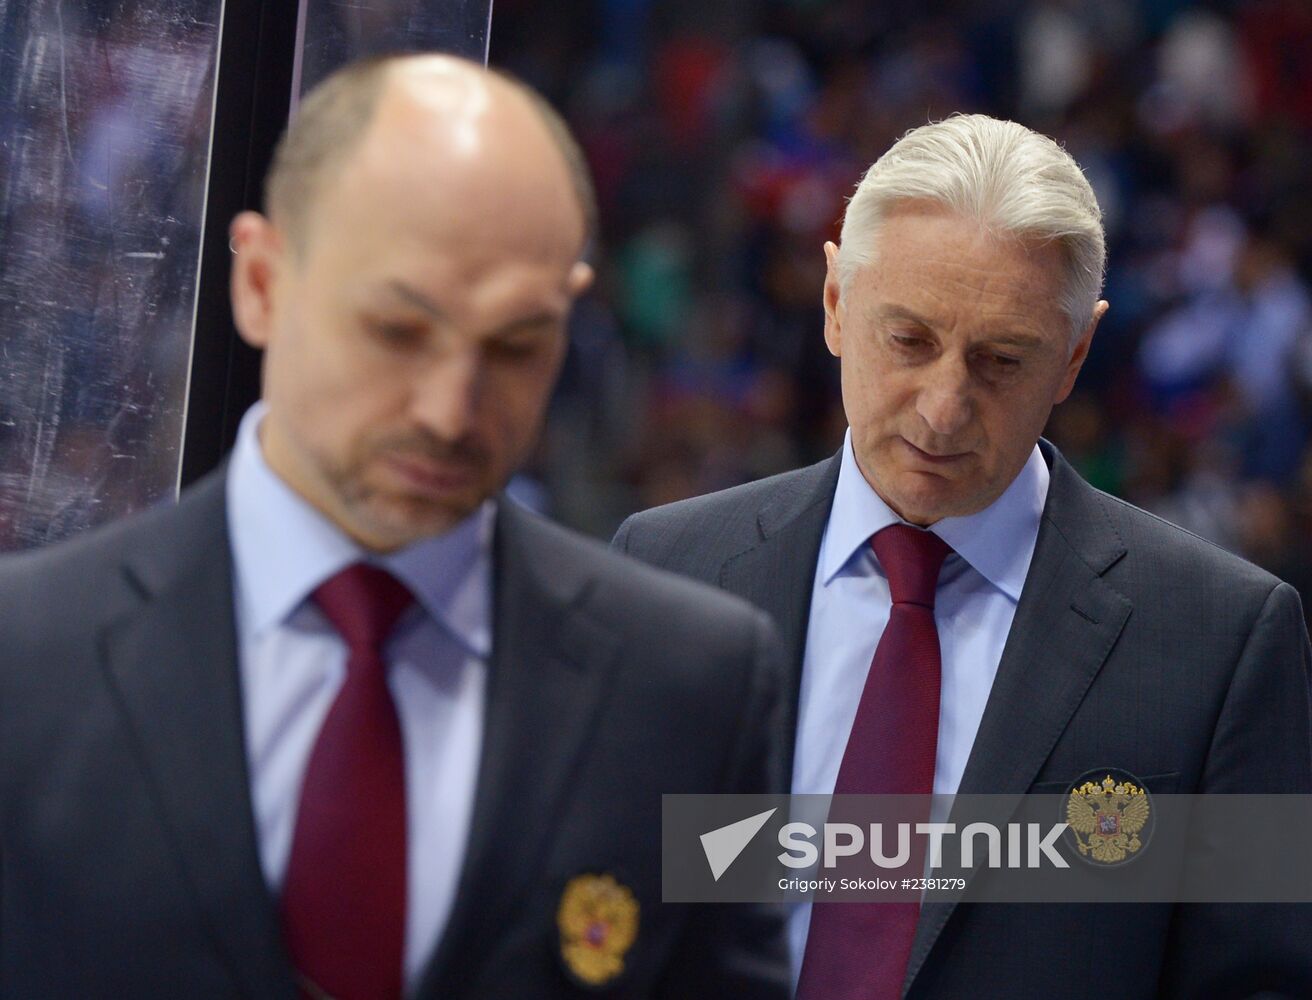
xmin=788 ymin=429 xmax=1049 ymax=973
xmin=226 ymin=403 xmax=491 ymax=993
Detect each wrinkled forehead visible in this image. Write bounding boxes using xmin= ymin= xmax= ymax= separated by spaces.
xmin=850 ymin=211 xmax=1069 ymax=333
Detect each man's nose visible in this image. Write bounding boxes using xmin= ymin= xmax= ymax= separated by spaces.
xmin=409 ymin=354 xmax=482 ymax=441
xmin=914 ymin=356 xmax=973 ymax=438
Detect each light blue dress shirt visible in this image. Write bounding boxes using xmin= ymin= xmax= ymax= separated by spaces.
xmin=788 ymin=429 xmax=1049 ymax=975
xmin=226 ymin=403 xmax=492 ymax=993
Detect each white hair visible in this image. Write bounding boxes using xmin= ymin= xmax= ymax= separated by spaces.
xmin=835 ymin=113 xmax=1106 ymax=346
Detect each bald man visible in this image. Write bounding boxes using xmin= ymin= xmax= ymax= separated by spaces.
xmin=0 ymin=56 xmax=790 ymax=999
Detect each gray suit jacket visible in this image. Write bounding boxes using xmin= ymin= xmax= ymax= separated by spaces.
xmin=614 ymin=441 xmax=1312 ymax=998
xmin=0 ymin=469 xmax=791 ymax=999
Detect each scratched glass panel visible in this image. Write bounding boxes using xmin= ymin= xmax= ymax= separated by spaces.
xmin=296 ymin=0 xmax=492 ymax=97
xmin=0 ymin=0 xmax=220 ymax=551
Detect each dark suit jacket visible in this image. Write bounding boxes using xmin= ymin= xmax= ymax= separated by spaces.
xmin=0 ymin=470 xmax=792 ymax=999
xmin=614 ymin=441 xmax=1312 ymax=999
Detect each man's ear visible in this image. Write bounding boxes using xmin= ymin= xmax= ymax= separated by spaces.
xmin=229 ymin=211 xmax=287 ymax=350
xmin=567 ymin=260 xmax=594 ymax=297
xmin=1055 ymin=299 xmax=1109 ymax=403
xmin=823 ymin=241 xmax=843 ymax=358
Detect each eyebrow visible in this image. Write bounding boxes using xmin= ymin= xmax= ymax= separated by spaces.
xmin=869 ymin=304 xmax=933 ymax=329
xmin=869 ymin=304 xmax=1047 ymax=350
xmin=490 ymin=313 xmax=564 ymax=337
xmin=384 ymin=281 xmax=445 ymax=320
xmin=382 ymin=281 xmax=563 ymax=335
xmin=985 ymin=332 xmax=1046 ymax=350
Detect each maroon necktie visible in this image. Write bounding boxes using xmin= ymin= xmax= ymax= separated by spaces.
xmin=796 ymin=524 xmax=951 ymax=1000
xmin=282 ymin=564 xmax=414 ymax=1000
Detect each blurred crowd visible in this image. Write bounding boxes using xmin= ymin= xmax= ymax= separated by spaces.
xmin=492 ymin=0 xmax=1312 ymax=612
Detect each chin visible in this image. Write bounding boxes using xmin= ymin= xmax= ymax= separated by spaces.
xmin=343 ymin=499 xmax=467 ymax=550
xmin=887 ymin=485 xmax=961 ymax=526
xmin=388 ymin=507 xmax=468 ymax=539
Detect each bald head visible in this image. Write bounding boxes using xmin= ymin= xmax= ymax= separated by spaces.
xmin=264 ymin=54 xmax=596 ymax=257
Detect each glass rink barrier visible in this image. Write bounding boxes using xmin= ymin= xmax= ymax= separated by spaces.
xmin=295 ymin=0 xmax=493 ymax=97
xmin=0 ymin=0 xmax=493 ymax=552
xmin=0 ymin=0 xmax=221 ymax=551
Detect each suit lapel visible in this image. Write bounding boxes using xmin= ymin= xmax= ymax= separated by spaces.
xmin=100 ymin=473 xmax=293 ymax=999
xmin=720 ymin=454 xmax=840 ymax=772
xmin=417 ymin=501 xmax=621 ymax=998
xmin=903 ymin=444 xmax=1132 ymax=993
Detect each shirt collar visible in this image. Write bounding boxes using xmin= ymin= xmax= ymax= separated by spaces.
xmin=820 ymin=429 xmax=1049 ymax=602
xmin=225 ymin=402 xmax=494 ymax=657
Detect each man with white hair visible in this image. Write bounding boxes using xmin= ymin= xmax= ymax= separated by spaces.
xmin=616 ymin=114 xmax=1312 ymax=998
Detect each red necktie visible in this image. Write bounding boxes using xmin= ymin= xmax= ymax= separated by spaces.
xmin=796 ymin=524 xmax=951 ymax=1000
xmin=282 ymin=564 xmax=414 ymax=1000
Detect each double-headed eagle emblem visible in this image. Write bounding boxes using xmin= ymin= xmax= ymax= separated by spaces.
xmin=557 ymin=873 xmax=640 ymax=988
xmin=1066 ymin=774 xmax=1151 ymax=865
